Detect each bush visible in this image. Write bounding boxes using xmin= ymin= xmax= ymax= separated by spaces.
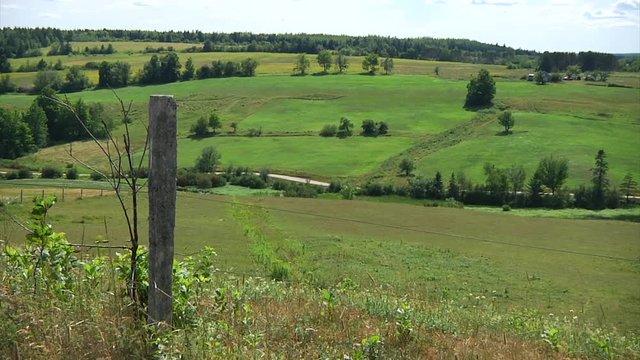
xmin=210 ymin=174 xmax=227 ymax=188
xmin=319 ymin=124 xmax=337 ymax=137
xmin=606 ymin=188 xmax=620 ymax=209
xmin=176 ymin=168 xmax=197 ymax=187
xmin=247 ymin=128 xmax=262 ymax=137
xmin=283 ymin=183 xmax=321 ymax=198
xmin=66 ymin=167 xmax=79 ymax=180
xmin=231 ymin=174 xmax=266 ymax=189
xmin=502 ymin=204 xmax=511 ymax=212
xmin=271 ymin=180 xmax=289 ymax=191
xmin=5 ymin=171 xmax=18 ymax=180
xmin=550 ymin=73 xmax=563 ymax=83
xmin=327 ymin=180 xmax=342 ymax=193
xmin=542 ymin=191 xmax=572 ymax=209
xmin=18 ymin=168 xmax=33 ymax=179
xmin=90 ymin=171 xmax=105 ymax=181
xmin=196 ymin=174 xmax=212 ymax=189
xmin=41 ymin=167 xmax=63 ymax=179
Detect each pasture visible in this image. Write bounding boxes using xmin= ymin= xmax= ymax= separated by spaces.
xmin=1 ymin=59 xmax=638 ymax=186
xmin=1 ymin=190 xmax=638 ymax=333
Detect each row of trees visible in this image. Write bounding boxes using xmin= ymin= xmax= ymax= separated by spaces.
xmin=538 ymin=51 xmax=618 ymax=72
xmin=0 ymin=28 xmax=538 ymax=66
xmin=0 ymin=88 xmax=113 ymax=158
xmin=393 ymin=151 xmax=634 ymax=209
xmin=319 ymin=117 xmax=389 ymax=138
xmin=194 ymin=58 xmax=258 ymax=80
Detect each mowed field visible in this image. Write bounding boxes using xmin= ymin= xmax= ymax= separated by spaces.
xmin=1 ymin=192 xmax=638 ymax=332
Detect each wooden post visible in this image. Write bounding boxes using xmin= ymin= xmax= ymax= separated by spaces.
xmin=80 ymin=189 xmax=83 ymax=199
xmin=20 ymin=189 xmax=23 ymax=203
xmin=62 ymin=188 xmax=65 ymax=201
xmin=147 ymin=95 xmax=178 ymax=328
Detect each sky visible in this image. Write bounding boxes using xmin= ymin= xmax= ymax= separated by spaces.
xmin=1 ymin=0 xmax=639 ymax=53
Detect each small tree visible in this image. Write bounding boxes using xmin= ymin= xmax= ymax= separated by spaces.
xmin=319 ymin=124 xmax=337 ymax=137
xmin=361 ymin=119 xmax=377 ymax=136
xmin=240 ymin=58 xmax=258 ymax=77
xmin=399 ymin=158 xmax=415 ymax=177
xmin=337 ymin=117 xmax=353 ymax=138
xmin=293 ymin=54 xmax=310 ymax=75
xmin=498 ymin=111 xmax=515 ymax=134
xmin=182 ymin=57 xmax=195 ymax=81
xmin=536 ymin=155 xmax=568 ymax=195
xmin=434 ymin=66 xmax=440 ymax=76
xmin=621 ymin=173 xmax=637 ymax=205
xmin=335 ymin=53 xmax=349 ymax=73
xmin=317 ymin=50 xmax=333 ymax=73
xmin=591 ymin=149 xmax=609 ymax=210
xmin=194 ymin=146 xmax=221 ymax=173
xmin=534 ymin=71 xmax=546 ymax=85
xmin=507 ymin=165 xmax=526 ymax=199
xmin=464 ymin=69 xmax=495 ymax=108
xmin=447 ymin=172 xmax=460 ymax=199
xmin=377 ymin=121 xmax=389 ymax=135
xmin=230 ymin=121 xmax=238 ymax=134
xmin=190 ymin=116 xmax=209 ymax=137
xmin=209 ymin=112 xmax=221 ymax=135
xmin=362 ymin=53 xmax=379 ymax=75
xmin=382 ymin=57 xmax=394 ymax=75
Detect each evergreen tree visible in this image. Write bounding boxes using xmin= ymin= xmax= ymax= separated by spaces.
xmin=591 ymin=149 xmax=609 ymax=209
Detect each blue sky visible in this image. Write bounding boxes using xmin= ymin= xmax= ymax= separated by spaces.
xmin=1 ymin=0 xmax=639 ymax=53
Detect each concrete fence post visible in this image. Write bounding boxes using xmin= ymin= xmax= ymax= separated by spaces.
xmin=147 ymin=95 xmax=178 ymax=328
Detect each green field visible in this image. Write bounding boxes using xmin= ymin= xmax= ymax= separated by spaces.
xmin=2 ymin=191 xmax=638 ymax=333
xmin=1 ymin=61 xmax=638 ymax=186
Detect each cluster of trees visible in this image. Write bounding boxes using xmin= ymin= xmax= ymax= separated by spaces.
xmin=538 ymin=51 xmax=618 ymax=72
xmin=82 ymin=43 xmax=115 ymax=55
xmin=319 ymin=117 xmax=388 ymax=138
xmin=97 ymin=61 xmax=131 ymax=88
xmin=386 ymin=151 xmax=633 ymax=209
xmin=190 ymin=112 xmax=223 ymax=136
xmin=0 ymin=88 xmax=113 ymax=159
xmin=194 ymin=57 xmax=259 ymax=80
xmin=293 ymin=51 xmax=349 ymax=75
xmin=1 ymin=27 xmax=538 ymax=66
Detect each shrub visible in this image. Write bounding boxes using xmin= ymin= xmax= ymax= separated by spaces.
xmin=550 ymin=73 xmax=562 ymax=83
xmin=259 ymin=168 xmax=270 ymax=182
xmin=41 ymin=167 xmax=63 ymax=179
xmin=5 ymin=171 xmax=18 ymax=180
xmin=210 ymin=174 xmax=227 ymax=188
xmin=502 ymin=204 xmax=511 ymax=212
xmin=328 ymin=180 xmax=342 ymax=193
xmin=247 ymin=128 xmax=262 ymax=137
xmin=284 ymin=183 xmax=321 ymax=198
xmin=231 ymin=174 xmax=266 ymax=189
xmin=319 ymin=124 xmax=337 ymax=137
xmin=196 ymin=174 xmax=212 ymax=189
xmin=272 ymin=180 xmax=289 ymax=191
xmin=90 ymin=171 xmax=105 ymax=181
xmin=66 ymin=167 xmax=79 ymax=180
xmin=18 ymin=168 xmax=33 ymax=179
xmin=606 ymin=188 xmax=620 ymax=209
xmin=176 ymin=168 xmax=197 ymax=187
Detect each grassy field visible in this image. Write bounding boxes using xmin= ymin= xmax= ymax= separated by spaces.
xmin=1 ymin=67 xmax=638 ymax=186
xmin=1 ymin=191 xmax=638 ymax=334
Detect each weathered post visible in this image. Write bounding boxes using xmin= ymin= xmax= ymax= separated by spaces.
xmin=148 ymin=95 xmax=177 ymax=328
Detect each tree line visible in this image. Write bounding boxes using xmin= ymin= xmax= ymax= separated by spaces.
xmin=1 ymin=27 xmax=536 ymax=66
xmin=537 ymin=51 xmax=618 ymax=72
xmin=382 ymin=150 xmax=634 ymax=210
xmin=0 ymin=87 xmax=113 ymax=159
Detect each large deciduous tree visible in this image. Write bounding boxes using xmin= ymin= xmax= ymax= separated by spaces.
xmin=464 ymin=69 xmax=495 ymax=108
xmin=240 ymin=58 xmax=258 ymax=77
